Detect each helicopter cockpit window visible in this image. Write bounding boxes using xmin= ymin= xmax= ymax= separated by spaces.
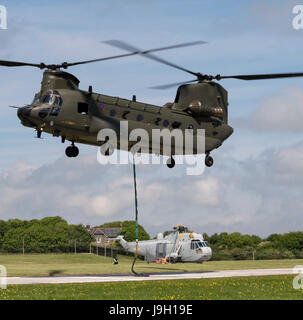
xmin=38 ymin=108 xmax=50 ymax=119
xmin=40 ymin=91 xmax=63 ymax=107
xmin=32 ymin=94 xmax=41 ymax=105
xmin=41 ymin=94 xmax=52 ymax=104
xmin=190 ymin=240 xmax=199 ymax=250
xmin=53 ymin=96 xmax=63 ymax=106
xmin=191 ymin=240 xmax=205 ymax=250
xmin=50 ymin=106 xmax=61 ymax=117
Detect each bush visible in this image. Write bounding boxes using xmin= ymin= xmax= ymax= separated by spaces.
xmin=255 ymin=247 xmax=295 ymax=260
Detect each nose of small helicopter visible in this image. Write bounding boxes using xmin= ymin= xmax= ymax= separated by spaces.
xmin=203 ymin=247 xmax=212 ymax=260
xmin=17 ymin=106 xmax=31 ymax=121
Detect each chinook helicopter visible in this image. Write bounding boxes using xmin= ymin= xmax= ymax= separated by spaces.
xmin=5 ymin=40 xmax=303 ymax=168
xmin=117 ymin=225 xmax=212 ymax=263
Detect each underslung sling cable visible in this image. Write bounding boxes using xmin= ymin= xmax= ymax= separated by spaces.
xmin=131 ymin=154 xmax=149 ymax=277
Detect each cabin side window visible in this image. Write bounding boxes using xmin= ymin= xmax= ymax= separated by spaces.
xmin=174 ymin=89 xmax=180 ymax=103
xmin=136 ymin=114 xmax=144 ymax=122
xmin=78 ymin=102 xmax=89 ymax=115
xmin=110 ymin=109 xmax=117 ymax=117
xmin=172 ymin=121 xmax=181 ymax=128
xmin=163 ymin=120 xmax=169 ymax=127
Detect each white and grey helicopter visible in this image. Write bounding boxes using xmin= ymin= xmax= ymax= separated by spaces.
xmin=117 ymin=225 xmax=212 ymax=263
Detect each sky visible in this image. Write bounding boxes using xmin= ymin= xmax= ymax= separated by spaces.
xmin=0 ymin=0 xmax=303 ymax=237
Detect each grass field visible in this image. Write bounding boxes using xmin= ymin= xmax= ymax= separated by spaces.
xmin=1 ymin=253 xmax=303 ymax=277
xmin=1 ymin=275 xmax=302 ymax=300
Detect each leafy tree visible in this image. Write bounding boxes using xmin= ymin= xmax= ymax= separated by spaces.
xmin=266 ymin=233 xmax=282 ymax=242
xmin=0 ymin=220 xmax=8 ymax=248
xmin=1 ymin=217 xmax=92 ymax=253
xmin=69 ymin=224 xmax=93 ymax=245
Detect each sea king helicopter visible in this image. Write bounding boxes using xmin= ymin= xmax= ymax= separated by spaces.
xmin=5 ymin=40 xmax=303 ymax=168
xmin=117 ymin=225 xmax=212 ymax=263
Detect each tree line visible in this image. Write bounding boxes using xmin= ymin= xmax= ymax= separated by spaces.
xmin=202 ymin=232 xmax=303 ymax=260
xmin=0 ymin=217 xmax=151 ymax=254
xmin=1 ymin=216 xmax=303 ymax=260
xmin=0 ymin=217 xmax=93 ymax=253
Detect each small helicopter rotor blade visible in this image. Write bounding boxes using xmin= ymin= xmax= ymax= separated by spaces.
xmin=149 ymin=79 xmax=198 ymax=90
xmin=103 ymin=40 xmax=202 ymax=77
xmin=0 ymin=60 xmax=42 ymax=68
xmin=219 ymin=72 xmax=303 ymax=81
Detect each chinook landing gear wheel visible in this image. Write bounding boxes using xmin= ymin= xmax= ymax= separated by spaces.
xmin=65 ymin=144 xmax=79 ymax=158
xmin=166 ymin=156 xmax=175 ymax=169
xmin=205 ymin=154 xmax=214 ymax=167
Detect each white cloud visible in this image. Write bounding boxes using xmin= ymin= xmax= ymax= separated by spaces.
xmin=0 ymin=140 xmax=301 ymax=237
xmin=186 ymin=177 xmax=220 ymax=206
xmin=250 ymin=87 xmax=303 ymax=131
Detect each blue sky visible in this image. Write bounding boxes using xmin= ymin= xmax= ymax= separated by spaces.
xmin=0 ymin=0 xmax=303 ymax=237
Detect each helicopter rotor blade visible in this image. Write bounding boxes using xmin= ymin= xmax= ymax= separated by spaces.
xmin=0 ymin=40 xmax=207 ymax=71
xmin=218 ymin=72 xmax=303 ymax=81
xmin=53 ymin=40 xmax=207 ymax=68
xmin=149 ymin=79 xmax=198 ymax=90
xmin=0 ymin=60 xmax=42 ymax=68
xmin=103 ymin=40 xmax=207 ymax=55
xmin=63 ymin=52 xmax=139 ymax=67
xmin=103 ymin=40 xmax=202 ymax=77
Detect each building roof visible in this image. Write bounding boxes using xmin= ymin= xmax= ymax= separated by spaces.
xmin=90 ymin=227 xmax=122 ymax=238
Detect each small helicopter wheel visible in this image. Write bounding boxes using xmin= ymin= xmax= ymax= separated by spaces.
xmin=205 ymin=155 xmax=214 ymax=167
xmin=166 ymin=156 xmax=175 ymax=169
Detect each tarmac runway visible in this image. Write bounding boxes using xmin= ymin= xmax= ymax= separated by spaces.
xmin=6 ymin=268 xmax=295 ymax=285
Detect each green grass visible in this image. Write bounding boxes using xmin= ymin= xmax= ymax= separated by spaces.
xmin=1 ymin=275 xmax=303 ymax=300
xmin=1 ymin=253 xmax=303 ymax=277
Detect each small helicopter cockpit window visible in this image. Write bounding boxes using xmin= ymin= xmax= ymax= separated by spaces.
xmin=190 ymin=240 xmax=201 ymax=250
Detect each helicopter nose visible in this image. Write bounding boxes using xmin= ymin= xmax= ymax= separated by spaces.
xmin=17 ymin=106 xmax=31 ymax=121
